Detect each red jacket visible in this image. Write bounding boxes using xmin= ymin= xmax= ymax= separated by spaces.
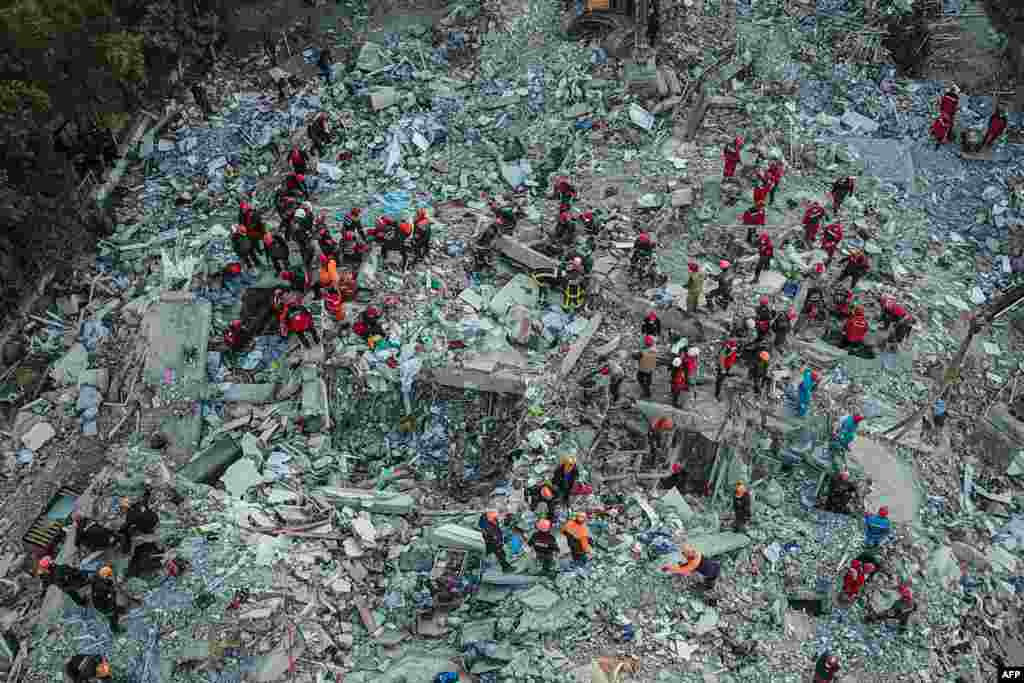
xmin=769 ymin=162 xmax=785 ymax=186
xmin=753 ymin=186 xmax=769 ymax=206
xmin=671 ymin=364 xmax=687 ymax=390
xmin=802 ymin=204 xmax=825 ymax=227
xmin=822 ymin=223 xmax=843 ymax=248
xmin=743 ymin=208 xmax=766 ymax=226
xmin=834 ymin=290 xmax=852 ymax=317
xmin=843 ymin=568 xmax=865 ymax=596
xmin=845 ymin=314 xmax=868 ymax=343
xmin=287 ymin=308 xmax=313 ymax=334
xmin=939 ymin=92 xmax=959 ymax=119
xmin=930 ymin=114 xmax=953 ymax=143
xmin=984 ymin=113 xmax=1007 ymax=146
xmin=719 ymin=350 xmax=737 ymax=371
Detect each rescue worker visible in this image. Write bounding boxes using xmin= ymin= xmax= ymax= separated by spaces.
xmin=751 ymin=350 xmax=770 ymax=397
xmin=982 ymin=107 xmax=1008 ymax=149
xmin=238 ymin=199 xmax=256 ymax=230
xmin=830 ymin=176 xmax=856 ymax=214
xmin=264 ymin=232 xmax=291 ymax=275
xmin=231 ymin=224 xmax=261 ymax=270
xmin=484 ymin=193 xmax=519 ymax=233
xmin=821 ymin=221 xmax=843 ymax=265
xmin=37 ymin=556 xmax=89 ymax=607
xmin=800 ymin=263 xmax=828 ymax=328
xmin=864 ymin=506 xmax=891 ymax=547
xmin=742 ymin=203 xmax=766 ymax=245
xmin=412 ymin=207 xmax=432 ymax=263
xmin=313 ymin=253 xmax=339 ymax=299
xmin=554 ymin=210 xmax=576 ymax=248
xmin=529 ymin=518 xmax=559 ymax=575
xmin=283 ymin=172 xmax=309 ymax=200
xmin=813 ymin=653 xmax=840 ymax=683
xmin=774 ymin=308 xmax=795 ymax=350
xmin=354 ymin=305 xmax=385 ymax=341
xmin=878 ymin=296 xmax=907 ymax=330
xmin=686 ymin=262 xmax=704 ymax=313
xmin=473 ymin=219 xmax=501 ymax=271
xmin=561 ymin=512 xmax=592 ymax=565
xmin=384 ymin=220 xmax=415 ymax=272
xmin=342 ymin=206 xmax=367 ymax=241
xmin=64 ymin=654 xmax=112 ymax=681
xmin=733 ymin=480 xmax=752 ymax=532
xmin=837 ymin=249 xmax=870 ymax=290
xmin=279 ymin=271 xmax=310 ymax=297
xmin=796 ymin=368 xmax=819 ymax=417
xmin=223 ymin=319 xmax=245 ymax=350
xmin=340 ymin=229 xmax=368 ymax=269
xmin=605 ymin=355 xmax=626 ymax=404
xmin=841 ymin=305 xmax=869 ymax=351
xmin=641 ymin=311 xmax=662 ymax=339
xmin=722 ymin=136 xmax=743 ymax=178
xmin=822 ymin=470 xmax=856 ymax=514
xmin=552 ymin=177 xmax=577 ymax=205
xmin=551 ymin=455 xmax=578 ymax=510
xmin=73 ymin=514 xmax=119 ymax=553
xmin=279 ymin=302 xmax=320 ymax=349
xmin=276 ymin=192 xmax=299 ymax=238
xmin=841 ymin=560 xmax=866 ymax=604
xmin=322 ymin=281 xmax=346 ymax=323
xmin=834 ymin=414 xmax=863 ymax=451
xmin=753 ymin=182 xmax=770 ymax=211
xmin=318 ymin=228 xmax=338 ymax=260
xmin=831 ymin=285 xmax=853 ymax=320
xmin=753 ymin=232 xmax=773 ymax=283
xmin=670 ymin=354 xmax=687 ymax=408
xmin=528 ymin=482 xmax=558 ymax=519
xmin=560 ymin=257 xmax=587 ymax=312
xmin=479 ymin=510 xmax=513 ymax=572
xmin=715 ymin=339 xmax=738 ymax=401
xmin=631 ymin=232 xmax=656 ymax=278
xmin=91 ymin=566 xmax=123 ymax=632
xmin=292 ymin=206 xmax=316 ymax=269
xmin=754 ymin=296 xmax=774 ymax=343
xmin=766 ymin=159 xmax=785 ymax=205
xmin=317 ymin=47 xmax=333 ymax=83
xmin=308 ymin=112 xmax=333 ymax=156
xmin=866 ymin=585 xmax=916 ymax=630
xmin=854 ymin=548 xmax=886 ymax=583
xmin=661 ymin=544 xmax=720 ymax=591
xmin=579 ymin=210 xmax=601 ymax=236
xmin=648 ymin=417 xmax=673 ymax=468
xmin=930 ymin=85 xmax=960 ymax=148
xmin=119 ymin=486 xmax=158 ymax=554
xmin=802 ymin=201 xmax=826 ymax=247
xmin=634 ymin=335 xmax=657 ymax=399
xmin=286 ymin=146 xmax=309 ymax=175
xmin=659 ymin=463 xmax=686 ymax=495
xmin=707 ymin=260 xmax=734 ymax=310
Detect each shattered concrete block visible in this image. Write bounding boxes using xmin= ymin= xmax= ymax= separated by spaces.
xmin=686 ymin=532 xmax=751 ymax=558
xmin=320 ymin=487 xmax=415 ymax=514
xmin=223 ymin=457 xmax=263 ymax=498
xmin=221 ymin=383 xmax=279 ymax=403
xmin=20 ymin=422 xmax=56 ymax=451
xmin=178 ymin=436 xmax=244 ymax=483
xmin=656 ymin=488 xmax=694 ymax=521
xmin=670 ymin=187 xmax=694 ymax=208
xmin=516 ymin=584 xmax=559 ymax=610
xmin=426 ymin=523 xmax=486 ymax=553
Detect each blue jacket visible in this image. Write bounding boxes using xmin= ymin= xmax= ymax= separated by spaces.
xmin=798 ymin=370 xmax=815 ymax=407
xmin=864 ymin=513 xmax=891 ymax=546
xmin=933 ymin=399 xmax=946 ymax=417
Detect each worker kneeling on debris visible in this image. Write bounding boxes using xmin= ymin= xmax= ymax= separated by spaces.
xmin=661 ymin=544 xmax=719 ymax=591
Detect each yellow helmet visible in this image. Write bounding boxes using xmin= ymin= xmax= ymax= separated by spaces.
xmin=561 ymin=454 xmax=576 ymax=468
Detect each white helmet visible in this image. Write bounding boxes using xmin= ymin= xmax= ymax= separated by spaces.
xmin=745 ymin=318 xmax=755 ymax=330
xmin=687 ymin=347 xmax=699 ymax=357
xmin=295 ymin=208 xmax=307 ymax=219
xmin=672 ymin=357 xmax=682 ymax=367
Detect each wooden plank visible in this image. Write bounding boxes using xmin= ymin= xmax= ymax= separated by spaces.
xmin=561 ymin=313 xmax=604 ymax=377
xmin=707 ymin=95 xmax=740 ymax=108
xmin=493 ymin=237 xmax=559 ymax=272
xmin=428 ymin=368 xmax=526 ymax=395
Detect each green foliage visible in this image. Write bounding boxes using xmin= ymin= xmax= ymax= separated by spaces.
xmin=96 ymin=31 xmax=146 ymax=83
xmin=0 ymin=79 xmax=51 ymax=114
xmin=0 ymin=0 xmax=111 ymax=48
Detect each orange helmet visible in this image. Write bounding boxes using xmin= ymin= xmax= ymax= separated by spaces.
xmin=96 ymin=659 xmax=112 ymax=678
xmin=537 ymin=519 xmax=552 ymax=532
xmin=540 ymin=485 xmax=553 ymax=500
xmin=485 ymin=511 xmax=499 ymax=523
xmin=759 ymin=351 xmax=770 ymax=362
xmin=98 ymin=565 xmax=113 ymax=578
xmin=38 ymin=556 xmax=53 ymax=571
xmin=654 ymin=417 xmax=674 ymax=431
xmin=399 ymin=222 xmax=413 ymax=236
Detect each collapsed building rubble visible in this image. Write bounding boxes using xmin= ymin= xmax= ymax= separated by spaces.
xmin=0 ymin=0 xmax=1022 ymax=682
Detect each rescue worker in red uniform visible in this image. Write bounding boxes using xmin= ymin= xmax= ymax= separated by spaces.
xmin=841 ymin=559 xmax=866 ymax=604
xmin=754 ymin=296 xmax=773 ymax=343
xmin=554 ymin=210 xmax=576 ymax=248
xmin=353 ymin=306 xmax=385 ymax=340
xmin=813 ymin=653 xmax=840 ymax=683
xmin=552 ymin=177 xmax=577 ymax=204
xmin=837 ymin=249 xmax=870 ymax=290
xmin=830 ymin=176 xmax=855 ymax=213
xmin=231 ymin=224 xmax=261 ymax=270
xmin=841 ymin=305 xmax=869 ymax=351
xmin=983 ymin=107 xmax=1008 ymax=149
xmin=286 ymin=145 xmax=309 ymax=174
xmin=411 ymin=207 xmax=432 ymax=263
xmin=753 ymin=233 xmax=773 ymax=283
xmin=283 ymin=172 xmax=309 ymax=200
xmin=821 ymin=221 xmax=843 ymax=265
xmin=318 ymin=228 xmax=338 ymax=260
xmin=774 ymin=308 xmax=796 ymax=350
xmin=930 ymin=85 xmax=960 ymax=148
xmin=283 ymin=305 xmax=319 ymax=349
xmin=238 ymin=199 xmax=256 ymax=230
xmin=342 ymin=207 xmax=367 ymax=241
xmin=879 ymin=296 xmax=913 ymax=347
xmin=722 ymin=136 xmax=743 ymax=178
xmin=670 ymin=353 xmax=687 ymax=408
xmin=314 ymin=253 xmax=339 ymax=299
xmin=753 ymin=184 xmax=769 ymax=210
xmin=800 ymin=263 xmax=828 ymax=326
xmin=766 ymin=159 xmax=785 ymax=205
xmin=630 ymin=232 xmax=656 ymax=278
xmin=831 ymin=286 xmax=853 ymax=319
xmin=340 ymin=229 xmax=368 ymax=269
xmin=223 ymin=320 xmax=245 ymax=350
xmin=742 ymin=203 xmax=766 ymax=245
xmin=641 ymin=311 xmax=661 ymax=339
xmin=264 ymin=232 xmax=291 ymax=275
xmin=65 ymin=654 xmax=113 ymax=682
xmin=715 ymin=339 xmax=738 ymax=401
xmin=866 ymin=585 xmax=917 ymax=630
xmin=802 ymin=201 xmax=826 ymax=247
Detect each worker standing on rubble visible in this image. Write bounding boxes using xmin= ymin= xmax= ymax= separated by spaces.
xmin=480 ymin=510 xmax=514 ymax=573
xmin=314 ymin=253 xmax=339 ymax=299
xmin=660 ymin=463 xmax=686 ymax=495
xmin=64 ymin=654 xmax=113 ymax=681
xmin=707 ymin=260 xmax=734 ymax=310
xmin=836 ymin=249 xmax=870 ymax=290
xmin=661 ymin=544 xmax=720 ymax=591
xmin=830 ymin=176 xmax=856 ymax=214
xmin=754 ymin=296 xmax=774 ymax=343
xmin=278 ymin=302 xmax=320 ymax=349
xmin=800 ymin=264 xmax=828 ymax=328
xmin=773 ymin=308 xmax=795 ymax=350
xmin=283 ymin=172 xmax=310 ymax=200
xmin=340 ymin=229 xmax=368 ymax=269
xmin=822 ymin=470 xmax=857 ymax=514
xmin=840 ymin=305 xmax=869 ymax=351
xmin=286 ymin=145 xmax=310 ymax=175
xmin=641 ymin=311 xmax=662 ymax=339
xmin=91 ymin=566 xmax=123 ymax=632
xmin=648 ymin=417 xmax=673 ymax=468
xmin=796 ymin=368 xmax=819 ymax=417
xmin=813 ymin=653 xmax=840 ymax=683
xmin=753 ymin=233 xmax=774 ymax=283
xmin=318 ymin=226 xmax=338 ymax=260
xmin=529 ymin=518 xmax=559 ymax=576
xmin=317 ymin=47 xmax=333 ymax=84
xmin=866 ymin=585 xmax=916 ymax=630
xmin=982 ymin=107 xmax=1007 ymax=149
xmin=750 ymin=350 xmax=771 ymax=397
xmin=879 ymin=297 xmax=914 ymax=348
xmin=930 ymin=84 xmax=960 ymax=149
xmin=231 ymin=225 xmax=261 ymax=270
xmin=802 ymin=201 xmax=826 ymax=247
xmin=634 ymin=335 xmax=657 ymax=399
xmin=715 ymin=339 xmax=738 ymax=401
xmin=670 ymin=354 xmax=687 ymax=408
xmin=353 ymin=305 xmax=386 ymax=342
xmin=308 ymin=112 xmax=333 ymax=156
xmin=224 ymin=320 xmax=245 ymax=350
xmin=342 ymin=207 xmax=367 ymax=241
xmin=864 ymin=506 xmax=891 ymax=547
xmin=733 ymin=480 xmax=752 ymax=532
xmin=742 ymin=202 xmax=766 ymax=246
xmin=554 ymin=210 xmax=576 ymax=249
xmin=686 ymin=262 xmax=704 ymax=313
xmin=631 ymin=232 xmax=656 ymax=272
xmin=840 ymin=560 xmax=866 ymax=605
xmin=119 ymin=486 xmax=158 ymax=554
xmin=606 ymin=354 xmax=626 ymax=403
xmin=561 ymin=512 xmax=592 ymax=566
xmin=527 ymin=482 xmax=558 ymax=519
xmin=722 ymin=136 xmax=743 ymax=178
xmin=264 ymin=232 xmax=292 ymax=275
xmin=855 ymin=548 xmax=885 ymax=583
xmin=766 ymin=159 xmax=785 ymax=205
xmin=36 ymin=556 xmax=89 ymax=607
xmin=821 ymin=220 xmax=843 ymax=266
xmin=551 ymin=455 xmax=578 ymax=511
xmin=835 ymin=414 xmax=864 ymax=451
xmin=292 ymin=206 xmax=316 ymax=269
xmin=552 ymin=176 xmax=577 ymax=205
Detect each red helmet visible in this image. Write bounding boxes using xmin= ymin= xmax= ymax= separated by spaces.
xmin=839 ymin=470 xmax=850 ymax=481
xmin=759 ymin=232 xmax=770 ymax=243
xmin=863 ymin=563 xmax=876 ymax=574
xmin=231 ymin=320 xmax=242 ymax=329
xmin=581 ymin=211 xmax=593 ymax=221
xmin=759 ymin=296 xmax=769 ymax=306
xmin=600 ymin=367 xmax=609 ymax=375
xmin=280 ymin=271 xmax=294 ymax=281
xmin=239 ymin=200 xmax=251 ymax=211
xmin=671 ymin=463 xmax=682 ymax=474
xmin=319 ymin=254 xmax=328 ymax=264
xmin=787 ymin=308 xmax=797 ymax=320
xmin=344 ymin=231 xmax=355 ymax=241
xmin=646 ymin=312 xmax=657 ymax=321
xmin=559 ymin=211 xmax=571 ymax=222
xmin=815 ymin=263 xmax=825 ymax=274
xmin=719 ymin=259 xmax=731 ymax=269
xmin=725 ymin=339 xmax=737 ymax=349
xmin=851 ymin=559 xmax=861 ymax=569
xmin=853 ymin=415 xmax=864 ymax=423
xmin=825 ymin=656 xmax=838 ymax=671
xmin=225 ymin=263 xmax=242 ymax=275
xmin=319 ymin=229 xmax=329 ymax=238
xmin=898 ymin=585 xmax=913 ymax=601
xmin=638 ymin=232 xmax=651 ymax=244
xmin=811 ymin=370 xmax=819 ymax=381
xmin=366 ymin=306 xmax=381 ymax=318
xmin=644 ymin=335 xmax=654 ymax=347
xmin=688 ymin=262 xmax=698 ymax=273
xmin=734 ymin=136 xmax=744 ymax=149
xmin=537 ymin=519 xmax=552 ymax=532
xmin=878 ymin=506 xmax=889 ymax=517
xmin=294 ymin=173 xmax=305 ymax=182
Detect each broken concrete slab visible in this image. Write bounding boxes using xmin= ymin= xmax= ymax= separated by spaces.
xmin=142 ymin=298 xmax=212 ymax=390
xmin=249 ymin=628 xmax=306 ymax=682
xmin=819 ymin=136 xmax=915 ymax=188
xmin=220 ymin=383 xmax=278 ymax=403
xmin=428 ymin=368 xmax=527 ymax=395
xmin=516 ymin=584 xmax=559 ymax=610
xmin=619 ymin=296 xmax=704 ymax=341
xmin=319 ymin=487 xmax=416 ymax=514
xmin=426 ymin=524 xmax=486 ymax=553
xmin=223 ymin=457 xmax=263 ymax=498
xmin=488 ymin=273 xmax=542 ymax=318
xmin=178 ymin=436 xmax=244 ymax=484
xmin=20 ymin=423 xmax=56 ymax=451
xmin=752 ymin=271 xmax=788 ymax=296
xmin=561 ymin=313 xmax=603 ymax=377
xmin=493 ymin=237 xmax=558 ymax=271
xmin=655 ymin=487 xmax=694 ymax=521
xmin=846 ymin=438 xmax=919 ymax=524
xmin=686 ymin=532 xmax=751 ymax=558
xmin=670 ymin=187 xmax=695 ymax=208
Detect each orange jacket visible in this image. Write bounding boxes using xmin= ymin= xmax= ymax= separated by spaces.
xmin=319 ymin=259 xmax=338 ymax=287
xmin=561 ymin=521 xmax=591 ymax=553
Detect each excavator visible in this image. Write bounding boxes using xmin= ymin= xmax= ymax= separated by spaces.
xmin=567 ymin=0 xmax=654 ymax=59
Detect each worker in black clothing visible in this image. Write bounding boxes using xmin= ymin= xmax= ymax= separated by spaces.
xmin=529 ymin=518 xmax=559 ymax=576
xmin=119 ymin=486 xmax=159 ymax=554
xmin=866 ymin=585 xmax=917 ymax=630
xmin=264 ymin=232 xmax=292 ymax=275
xmin=479 ymin=511 xmax=513 ymax=572
xmin=641 ymin=311 xmax=662 ymax=339
xmin=91 ymin=566 xmax=123 ymax=632
xmin=659 ymin=463 xmax=686 ymax=495
xmin=73 ymin=514 xmax=120 ymax=552
xmin=733 ymin=480 xmax=752 ymax=532
xmin=527 ymin=482 xmax=558 ymax=519
xmin=813 ymin=653 xmax=840 ymax=683
xmin=551 ymin=455 xmax=578 ymax=509
xmin=37 ymin=556 xmax=89 ymax=607
xmin=65 ymin=654 xmax=112 ymax=681
xmin=822 ymin=470 xmax=856 ymax=514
